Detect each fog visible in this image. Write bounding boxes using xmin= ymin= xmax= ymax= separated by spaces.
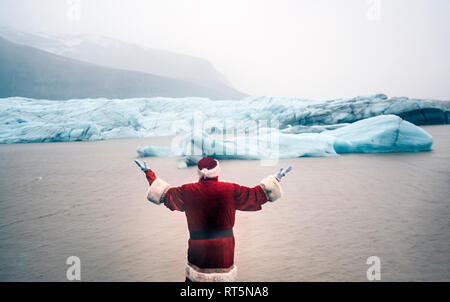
xmin=0 ymin=0 xmax=449 ymax=100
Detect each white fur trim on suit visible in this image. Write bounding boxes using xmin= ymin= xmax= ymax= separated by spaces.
xmin=259 ymin=175 xmax=282 ymax=202
xmin=197 ymin=160 xmax=221 ymax=179
xmin=186 ymin=264 xmax=237 ymax=282
xmin=147 ymin=178 xmax=170 ymax=204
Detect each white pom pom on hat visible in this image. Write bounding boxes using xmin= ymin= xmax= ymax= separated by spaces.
xmin=197 ymin=157 xmax=221 ymax=179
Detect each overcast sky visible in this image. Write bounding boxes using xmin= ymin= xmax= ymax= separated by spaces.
xmin=1 ymin=0 xmax=449 ymax=100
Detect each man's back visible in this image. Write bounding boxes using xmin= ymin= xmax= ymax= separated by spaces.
xmin=141 ymin=157 xmax=285 ymax=280
xmin=167 ymin=178 xmax=269 ymax=233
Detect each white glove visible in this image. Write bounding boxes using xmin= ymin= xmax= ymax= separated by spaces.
xmin=275 ymin=166 xmax=292 ymax=181
xmin=134 ymin=160 xmax=148 ymax=172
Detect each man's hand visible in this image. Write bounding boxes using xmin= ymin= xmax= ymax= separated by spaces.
xmin=134 ymin=160 xmax=148 ymax=171
xmin=275 ymin=166 xmax=292 ymax=182
xmin=135 ymin=160 xmax=157 ymax=185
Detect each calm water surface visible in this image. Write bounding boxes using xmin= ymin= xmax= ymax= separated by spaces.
xmin=0 ymin=126 xmax=449 ymax=281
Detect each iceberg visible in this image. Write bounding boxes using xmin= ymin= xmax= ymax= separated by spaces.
xmin=0 ymin=95 xmax=447 ymax=144
xmin=137 ymin=115 xmax=433 ymax=167
xmin=328 ymin=115 xmax=433 ymax=153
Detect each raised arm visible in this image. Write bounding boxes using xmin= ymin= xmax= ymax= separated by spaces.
xmin=136 ymin=160 xmax=185 ymax=212
xmin=234 ymin=175 xmax=282 ymax=211
xmin=233 ymin=183 xmax=268 ymax=211
xmin=147 ymin=177 xmax=186 ymax=212
xmin=234 ymin=166 xmax=292 ymax=211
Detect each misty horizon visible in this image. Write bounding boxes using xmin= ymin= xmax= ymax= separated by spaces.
xmin=0 ymin=0 xmax=449 ymax=101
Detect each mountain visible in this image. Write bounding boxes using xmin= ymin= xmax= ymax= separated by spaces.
xmin=0 ymin=27 xmax=245 ymax=99
xmin=0 ymin=37 xmax=246 ymax=100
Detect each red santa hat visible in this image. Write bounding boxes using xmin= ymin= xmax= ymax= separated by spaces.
xmin=197 ymin=157 xmax=221 ymax=179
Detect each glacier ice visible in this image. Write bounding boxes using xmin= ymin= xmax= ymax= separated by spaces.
xmin=0 ymin=95 xmax=447 ymax=144
xmin=328 ymin=115 xmax=433 ymax=153
xmin=137 ymin=115 xmax=434 ymax=167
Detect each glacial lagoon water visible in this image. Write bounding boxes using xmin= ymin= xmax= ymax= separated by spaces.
xmin=0 ymin=126 xmax=449 ymax=281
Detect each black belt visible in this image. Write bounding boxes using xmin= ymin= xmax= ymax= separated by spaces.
xmin=190 ymin=228 xmax=234 ymax=240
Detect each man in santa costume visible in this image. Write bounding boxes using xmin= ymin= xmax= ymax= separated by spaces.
xmin=136 ymin=157 xmax=291 ymax=282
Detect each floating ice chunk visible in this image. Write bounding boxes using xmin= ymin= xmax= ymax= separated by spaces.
xmin=136 ymin=145 xmax=173 ymax=157
xmin=329 ymin=115 xmax=433 ymax=153
xmin=137 ymin=115 xmax=433 ymax=167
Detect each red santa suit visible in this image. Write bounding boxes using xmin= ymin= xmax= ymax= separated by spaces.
xmin=146 ymin=158 xmax=282 ymax=282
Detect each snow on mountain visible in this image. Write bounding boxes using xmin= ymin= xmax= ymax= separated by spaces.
xmin=0 ymin=37 xmax=240 ymax=100
xmin=0 ymin=27 xmax=245 ymax=99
